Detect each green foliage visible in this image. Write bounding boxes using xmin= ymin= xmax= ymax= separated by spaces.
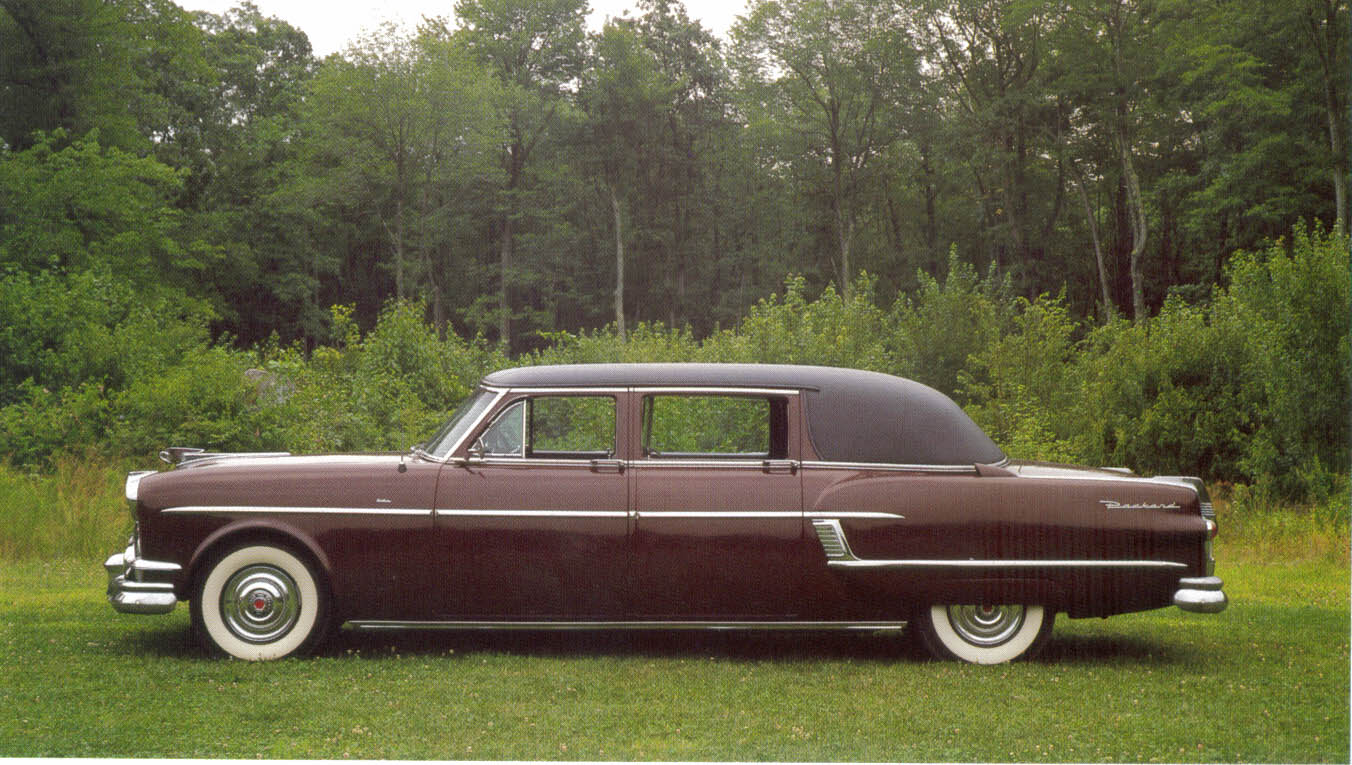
xmin=960 ymin=294 xmax=1080 ymax=462
xmin=888 ymin=250 xmax=1013 ymax=400
xmin=109 ymin=346 xmax=295 ymax=456
xmin=280 ymin=301 xmax=507 ymax=453
xmin=703 ymin=274 xmax=892 ymax=369
xmin=0 ymin=132 xmax=188 ymax=279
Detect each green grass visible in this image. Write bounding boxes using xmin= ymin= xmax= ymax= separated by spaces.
xmin=0 ymin=553 xmax=1346 ymax=761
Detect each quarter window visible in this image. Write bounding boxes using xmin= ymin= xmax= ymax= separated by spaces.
xmin=475 ymin=396 xmax=615 ymax=459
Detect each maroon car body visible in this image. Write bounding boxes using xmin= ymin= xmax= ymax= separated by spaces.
xmin=105 ymin=364 xmax=1226 ymax=662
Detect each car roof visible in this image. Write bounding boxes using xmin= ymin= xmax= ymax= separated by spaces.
xmin=481 ymin=364 xmax=1006 ymax=466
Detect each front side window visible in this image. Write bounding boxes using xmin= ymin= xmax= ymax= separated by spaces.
xmin=642 ymin=395 xmax=787 ymax=458
xmin=475 ymin=395 xmax=615 ymax=459
xmin=424 ymin=389 xmax=497 ymax=458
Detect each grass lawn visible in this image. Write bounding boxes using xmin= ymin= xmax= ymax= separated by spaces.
xmin=0 ymin=551 xmax=1346 ymax=761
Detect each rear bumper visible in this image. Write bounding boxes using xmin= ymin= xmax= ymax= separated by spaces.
xmin=104 ymin=541 xmax=181 ymax=615
xmin=1173 ymin=576 xmax=1227 ymax=614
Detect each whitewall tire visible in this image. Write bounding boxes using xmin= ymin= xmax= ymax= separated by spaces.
xmin=192 ymin=544 xmax=327 ymax=661
xmin=917 ymin=604 xmax=1054 ymax=664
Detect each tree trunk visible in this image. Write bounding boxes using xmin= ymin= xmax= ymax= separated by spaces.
xmin=394 ymin=195 xmax=404 ymax=300
xmin=1308 ymin=0 xmax=1348 ymax=233
xmin=1071 ymin=159 xmax=1116 ymax=322
xmin=610 ymin=185 xmax=626 ymax=340
xmin=499 ymin=215 xmax=512 ymax=346
xmin=1119 ymin=132 xmax=1148 ymax=321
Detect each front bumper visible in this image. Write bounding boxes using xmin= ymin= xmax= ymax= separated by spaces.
xmin=1173 ymin=576 xmax=1227 ymax=614
xmin=104 ymin=540 xmax=182 ymax=615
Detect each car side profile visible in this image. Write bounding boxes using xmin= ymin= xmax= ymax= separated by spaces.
xmin=105 ymin=363 xmax=1226 ymax=663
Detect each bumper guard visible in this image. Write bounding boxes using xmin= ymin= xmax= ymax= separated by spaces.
xmin=1173 ymin=575 xmax=1227 ymax=614
xmin=104 ymin=541 xmax=181 ymax=615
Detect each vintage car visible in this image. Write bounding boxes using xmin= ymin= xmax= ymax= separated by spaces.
xmin=105 ymin=363 xmax=1226 ymax=663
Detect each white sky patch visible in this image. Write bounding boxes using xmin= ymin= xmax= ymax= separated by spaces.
xmin=176 ymin=0 xmax=748 ymax=57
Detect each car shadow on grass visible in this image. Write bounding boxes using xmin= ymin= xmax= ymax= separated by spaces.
xmin=323 ymin=625 xmax=931 ymax=663
xmin=321 ymin=625 xmax=1193 ymax=666
xmin=109 ymin=621 xmax=1194 ymax=666
xmin=1034 ymin=633 xmax=1198 ymax=665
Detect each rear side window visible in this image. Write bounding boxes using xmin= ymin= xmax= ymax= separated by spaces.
xmin=642 ymin=395 xmax=787 ymax=458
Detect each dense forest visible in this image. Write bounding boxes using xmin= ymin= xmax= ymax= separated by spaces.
xmin=0 ymin=0 xmax=1347 ymax=503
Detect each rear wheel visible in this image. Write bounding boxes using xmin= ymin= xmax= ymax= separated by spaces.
xmin=192 ymin=544 xmax=329 ymax=660
xmin=915 ymin=603 xmax=1054 ymax=664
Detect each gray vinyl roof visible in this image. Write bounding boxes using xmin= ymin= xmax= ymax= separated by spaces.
xmin=481 ymin=363 xmax=1006 ymax=466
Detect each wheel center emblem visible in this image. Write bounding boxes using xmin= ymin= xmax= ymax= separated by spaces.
xmin=249 ymin=591 xmax=273 ymax=614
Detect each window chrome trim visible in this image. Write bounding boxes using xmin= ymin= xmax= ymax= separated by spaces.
xmin=802 ymin=460 xmax=979 ymax=474
xmin=633 ymin=386 xmax=800 ymax=396
xmin=429 ymin=387 xmax=507 ymax=462
xmin=481 ymin=385 xmax=630 ymax=395
xmin=475 ymin=458 xmax=619 ymax=467
xmin=162 ymin=505 xmax=431 ymax=516
xmin=634 ymin=459 xmax=775 ymax=469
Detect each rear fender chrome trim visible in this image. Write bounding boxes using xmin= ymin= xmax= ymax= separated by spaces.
xmin=829 ymin=558 xmax=1187 ymax=570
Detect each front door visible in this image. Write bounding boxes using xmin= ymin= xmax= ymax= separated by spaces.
xmin=432 ymin=392 xmax=630 ymax=618
xmin=628 ymin=391 xmax=808 ymax=618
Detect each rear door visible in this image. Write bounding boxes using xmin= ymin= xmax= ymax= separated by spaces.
xmin=627 ymin=390 xmax=809 ymax=619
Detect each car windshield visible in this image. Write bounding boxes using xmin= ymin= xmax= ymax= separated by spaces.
xmin=422 ymin=389 xmax=497 ymax=458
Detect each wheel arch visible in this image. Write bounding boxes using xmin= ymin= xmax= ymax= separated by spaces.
xmin=186 ymin=520 xmax=333 ymax=602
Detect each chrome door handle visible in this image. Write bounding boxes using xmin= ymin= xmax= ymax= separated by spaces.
xmin=762 ymin=459 xmax=799 ymax=474
xmin=590 ymin=459 xmax=625 ymax=474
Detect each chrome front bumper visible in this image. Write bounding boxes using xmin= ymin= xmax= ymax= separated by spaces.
xmin=104 ymin=541 xmax=181 ymax=615
xmin=1173 ymin=576 xmax=1227 ymax=614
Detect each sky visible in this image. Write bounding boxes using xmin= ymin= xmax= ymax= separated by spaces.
xmin=176 ymin=0 xmax=749 ymax=57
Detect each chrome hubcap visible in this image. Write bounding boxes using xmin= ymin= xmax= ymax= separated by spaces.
xmin=946 ymin=604 xmax=1025 ymax=646
xmin=221 ymin=564 xmax=300 ymax=643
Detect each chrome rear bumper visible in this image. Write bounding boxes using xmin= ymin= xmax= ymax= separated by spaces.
xmin=1173 ymin=576 xmax=1227 ymax=614
xmin=104 ymin=541 xmax=181 ymax=615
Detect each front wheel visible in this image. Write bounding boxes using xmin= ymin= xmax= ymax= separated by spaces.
xmin=915 ymin=603 xmax=1054 ymax=664
xmin=192 ymin=544 xmax=329 ymax=660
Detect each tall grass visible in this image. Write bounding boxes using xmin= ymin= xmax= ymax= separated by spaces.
xmin=0 ymin=455 xmax=131 ymax=560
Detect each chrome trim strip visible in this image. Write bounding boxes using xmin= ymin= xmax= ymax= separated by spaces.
xmin=435 ymin=508 xmax=628 ymax=518
xmin=802 ymin=460 xmax=978 ymax=474
xmin=634 ymin=510 xmax=800 ymax=519
xmin=828 ymin=558 xmax=1188 ymax=570
xmin=349 ymin=620 xmax=903 ymax=631
xmin=636 ymin=460 xmax=775 ymax=468
xmin=162 ymin=505 xmax=431 ymax=516
xmin=476 ymin=458 xmax=620 ymax=468
xmin=632 ymin=386 xmax=801 ymax=396
xmin=481 ymin=386 xmax=631 ymax=395
xmin=807 ymin=511 xmax=905 ymax=520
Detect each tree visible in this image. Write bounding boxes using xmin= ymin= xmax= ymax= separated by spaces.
xmin=456 ymin=0 xmax=589 ymax=349
xmin=734 ymin=0 xmax=920 ymax=299
xmin=296 ymin=23 xmax=502 ymax=337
